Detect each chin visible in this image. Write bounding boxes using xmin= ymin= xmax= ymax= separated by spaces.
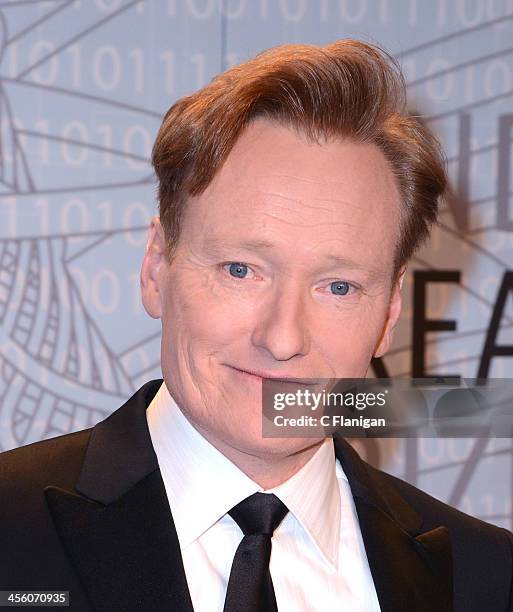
xmin=228 ymin=431 xmax=321 ymax=459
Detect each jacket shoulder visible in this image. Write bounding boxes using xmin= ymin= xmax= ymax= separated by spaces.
xmin=0 ymin=430 xmax=97 ymax=594
xmin=0 ymin=428 xmax=92 ymax=497
xmin=376 ymin=464 xmax=508 ymax=531
xmin=369 ymin=462 xmax=513 ymax=571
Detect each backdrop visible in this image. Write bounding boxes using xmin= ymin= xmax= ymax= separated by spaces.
xmin=0 ymin=0 xmax=512 ymax=531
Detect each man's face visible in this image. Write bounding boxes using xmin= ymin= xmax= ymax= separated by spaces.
xmin=142 ymin=119 xmax=404 ymax=458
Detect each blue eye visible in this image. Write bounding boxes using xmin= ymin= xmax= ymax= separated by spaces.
xmin=330 ymin=281 xmax=350 ymax=296
xmin=228 ymin=263 xmax=249 ymax=278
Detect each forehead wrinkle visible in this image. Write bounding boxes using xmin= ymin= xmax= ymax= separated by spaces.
xmin=259 ymin=192 xmax=363 ymax=219
xmin=260 ymin=191 xmax=304 ymax=205
xmin=258 ymin=172 xmax=348 ymax=187
xmin=311 ymin=196 xmax=364 ymax=209
xmin=265 ymin=196 xmax=336 ymax=217
xmin=260 ymin=209 xmax=358 ymax=231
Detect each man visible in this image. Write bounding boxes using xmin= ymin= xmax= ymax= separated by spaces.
xmin=0 ymin=40 xmax=512 ymax=612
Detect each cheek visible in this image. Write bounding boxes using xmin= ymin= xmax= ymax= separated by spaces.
xmin=161 ymin=272 xmax=254 ymax=355
xmin=315 ymin=303 xmax=388 ymax=373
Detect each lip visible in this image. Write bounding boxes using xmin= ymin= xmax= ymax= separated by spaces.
xmin=226 ymin=365 xmax=317 ymax=386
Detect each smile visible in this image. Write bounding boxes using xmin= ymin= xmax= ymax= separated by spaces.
xmin=226 ymin=365 xmax=317 ymax=386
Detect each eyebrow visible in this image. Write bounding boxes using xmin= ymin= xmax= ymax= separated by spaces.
xmin=322 ymin=253 xmax=377 ymax=270
xmin=204 ymin=238 xmax=275 ymax=251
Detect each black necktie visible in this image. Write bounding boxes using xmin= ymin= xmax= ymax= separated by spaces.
xmin=223 ymin=492 xmax=289 ymax=612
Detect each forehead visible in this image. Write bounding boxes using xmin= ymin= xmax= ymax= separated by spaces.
xmin=182 ymin=119 xmax=401 ymax=269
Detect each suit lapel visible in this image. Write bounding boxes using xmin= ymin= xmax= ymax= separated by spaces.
xmin=334 ymin=438 xmax=453 ymax=612
xmin=44 ymin=380 xmax=194 ymax=612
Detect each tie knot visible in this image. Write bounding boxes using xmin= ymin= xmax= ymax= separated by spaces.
xmin=228 ymin=492 xmax=288 ymax=536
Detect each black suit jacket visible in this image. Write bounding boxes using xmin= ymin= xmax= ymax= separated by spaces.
xmin=1 ymin=379 xmax=512 ymax=611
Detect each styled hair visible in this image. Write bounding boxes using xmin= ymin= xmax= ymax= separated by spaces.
xmin=152 ymin=39 xmax=446 ymax=279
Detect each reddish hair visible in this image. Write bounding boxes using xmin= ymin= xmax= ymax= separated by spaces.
xmin=152 ymin=40 xmax=446 ymax=278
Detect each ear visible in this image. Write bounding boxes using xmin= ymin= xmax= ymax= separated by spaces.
xmin=373 ymin=265 xmax=407 ymax=358
xmin=140 ymin=216 xmax=168 ymax=319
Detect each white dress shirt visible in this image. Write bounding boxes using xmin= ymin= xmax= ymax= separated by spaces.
xmin=146 ymin=381 xmax=381 ymax=612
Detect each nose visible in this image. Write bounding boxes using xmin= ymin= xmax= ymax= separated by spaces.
xmin=250 ymin=280 xmax=310 ymax=361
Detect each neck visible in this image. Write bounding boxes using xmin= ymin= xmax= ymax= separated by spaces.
xmin=192 ymin=424 xmax=324 ymax=489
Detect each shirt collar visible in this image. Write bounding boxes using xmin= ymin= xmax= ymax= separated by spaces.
xmin=146 ymin=381 xmax=342 ymax=569
xmin=268 ymin=436 xmax=342 ymax=569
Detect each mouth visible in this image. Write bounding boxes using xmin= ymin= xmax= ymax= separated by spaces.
xmin=226 ymin=365 xmax=318 ymax=386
